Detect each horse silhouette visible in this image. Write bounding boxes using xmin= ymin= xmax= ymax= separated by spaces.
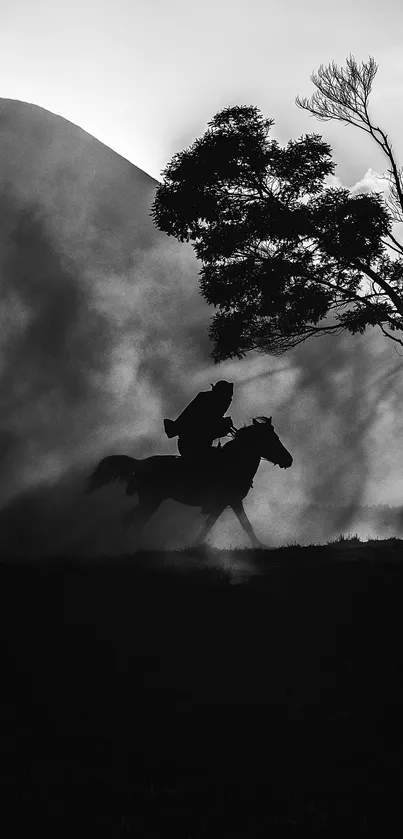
xmin=86 ymin=417 xmax=293 ymax=547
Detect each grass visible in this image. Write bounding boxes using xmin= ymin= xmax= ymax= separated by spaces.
xmin=331 ymin=532 xmax=362 ymax=544
xmin=1 ymin=538 xmax=403 ymax=835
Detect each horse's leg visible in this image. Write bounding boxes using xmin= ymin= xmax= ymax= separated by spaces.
xmin=193 ymin=507 xmax=224 ymax=547
xmin=231 ymin=500 xmax=263 ymax=548
xmin=123 ymin=491 xmax=161 ymax=534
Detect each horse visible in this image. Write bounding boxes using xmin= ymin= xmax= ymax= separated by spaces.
xmin=86 ymin=416 xmax=293 ymax=548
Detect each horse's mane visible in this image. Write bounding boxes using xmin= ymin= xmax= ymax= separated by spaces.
xmin=226 ymin=416 xmax=272 ymax=446
xmin=237 ymin=417 xmax=271 ymax=434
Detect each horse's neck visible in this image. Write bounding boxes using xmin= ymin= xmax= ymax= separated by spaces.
xmin=224 ymin=433 xmax=261 ymax=480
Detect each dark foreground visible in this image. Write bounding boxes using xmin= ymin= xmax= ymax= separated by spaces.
xmin=2 ymin=539 xmax=403 ymax=835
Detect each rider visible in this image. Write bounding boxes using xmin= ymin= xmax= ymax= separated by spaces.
xmin=163 ymin=380 xmax=235 ymax=461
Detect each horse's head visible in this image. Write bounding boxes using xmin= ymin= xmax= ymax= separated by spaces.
xmin=251 ymin=417 xmax=293 ymax=469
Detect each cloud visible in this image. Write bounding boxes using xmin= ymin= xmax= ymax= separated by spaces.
xmin=349 ymin=168 xmax=389 ymax=197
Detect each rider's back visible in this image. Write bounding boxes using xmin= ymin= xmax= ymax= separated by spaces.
xmin=164 ymin=381 xmax=234 ymax=459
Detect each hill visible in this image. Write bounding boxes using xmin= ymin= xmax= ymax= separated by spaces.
xmin=0 ymin=98 xmax=211 ymax=549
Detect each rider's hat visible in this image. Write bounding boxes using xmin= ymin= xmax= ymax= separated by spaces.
xmin=210 ymin=380 xmax=234 ymax=393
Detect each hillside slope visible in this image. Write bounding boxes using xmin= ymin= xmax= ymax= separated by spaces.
xmin=0 ymin=98 xmax=210 ymax=554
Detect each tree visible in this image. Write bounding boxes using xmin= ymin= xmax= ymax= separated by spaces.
xmin=151 ymin=89 xmax=403 ymax=362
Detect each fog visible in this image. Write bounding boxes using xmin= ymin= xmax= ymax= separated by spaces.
xmin=1 ymin=99 xmax=402 ymax=556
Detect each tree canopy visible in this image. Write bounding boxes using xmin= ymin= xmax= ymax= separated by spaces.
xmin=151 ymin=59 xmax=403 ymax=361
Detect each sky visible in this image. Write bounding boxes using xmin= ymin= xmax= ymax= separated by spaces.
xmin=1 ymin=0 xmax=402 ymax=183
xmin=1 ymin=0 xmax=403 ymax=552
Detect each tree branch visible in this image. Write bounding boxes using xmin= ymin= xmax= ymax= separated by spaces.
xmin=385 ymin=230 xmax=403 ymax=254
xmin=353 ymin=260 xmax=403 ymax=317
xmin=378 ymin=323 xmax=403 ymax=347
xmin=381 ymin=238 xmax=403 ymax=256
xmin=372 ymin=126 xmax=403 ymax=216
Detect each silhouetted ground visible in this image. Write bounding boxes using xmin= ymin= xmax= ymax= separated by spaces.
xmin=1 ymin=539 xmax=403 ymax=835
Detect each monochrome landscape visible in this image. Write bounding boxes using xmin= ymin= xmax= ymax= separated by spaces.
xmin=1 ymin=95 xmax=403 ymax=834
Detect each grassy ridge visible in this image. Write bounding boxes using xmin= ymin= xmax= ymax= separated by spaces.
xmin=1 ymin=540 xmax=403 ymax=834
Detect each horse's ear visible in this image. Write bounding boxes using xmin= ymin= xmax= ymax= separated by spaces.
xmin=253 ymin=418 xmax=258 ymax=426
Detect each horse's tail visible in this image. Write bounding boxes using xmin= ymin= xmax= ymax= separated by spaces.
xmin=85 ymin=455 xmax=139 ymax=497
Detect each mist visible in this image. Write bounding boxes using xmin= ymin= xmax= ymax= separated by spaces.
xmin=1 ymin=99 xmax=403 ymax=556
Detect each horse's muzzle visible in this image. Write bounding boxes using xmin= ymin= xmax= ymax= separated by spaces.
xmin=280 ymin=455 xmax=293 ymax=469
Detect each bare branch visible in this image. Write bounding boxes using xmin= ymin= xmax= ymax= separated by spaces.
xmin=296 ymin=55 xmax=403 ymax=224
xmin=296 ymin=55 xmax=378 ymax=129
